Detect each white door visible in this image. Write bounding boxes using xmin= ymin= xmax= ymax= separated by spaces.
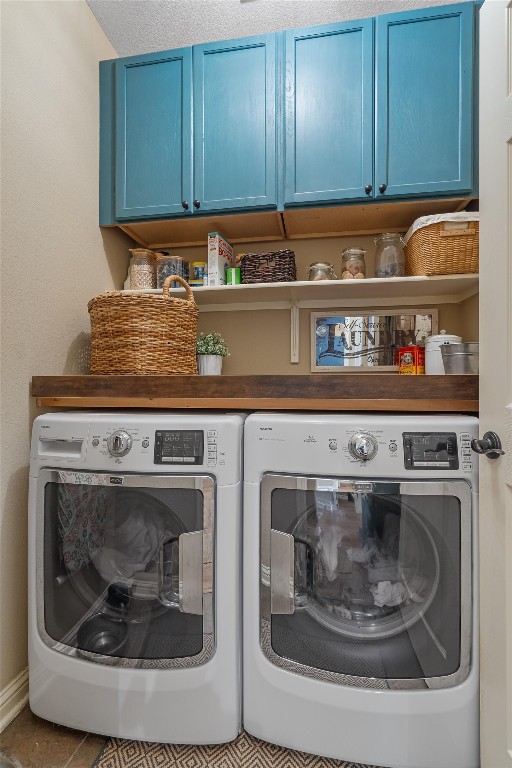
xmin=479 ymin=2 xmax=512 ymax=766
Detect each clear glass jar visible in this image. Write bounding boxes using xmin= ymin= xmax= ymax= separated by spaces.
xmin=155 ymin=253 xmax=190 ymax=288
xmin=129 ymin=249 xmax=156 ymax=289
xmin=308 ymin=262 xmax=337 ymax=281
xmin=374 ymin=233 xmax=405 ymax=278
xmin=341 ymin=248 xmax=366 ymax=279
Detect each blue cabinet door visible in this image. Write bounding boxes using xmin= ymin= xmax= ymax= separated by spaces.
xmin=375 ymin=3 xmax=474 ymax=199
xmin=114 ymin=48 xmax=193 ymax=220
xmin=192 ymin=35 xmax=277 ymax=213
xmin=284 ymin=19 xmax=374 ymax=206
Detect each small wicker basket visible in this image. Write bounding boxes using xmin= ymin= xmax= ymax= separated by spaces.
xmin=88 ymin=275 xmax=198 ymax=375
xmin=239 ymin=249 xmax=297 ymax=283
xmin=404 ymin=219 xmax=479 ymax=276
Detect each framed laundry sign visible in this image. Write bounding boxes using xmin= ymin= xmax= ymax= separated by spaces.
xmin=311 ymin=309 xmax=438 ymax=372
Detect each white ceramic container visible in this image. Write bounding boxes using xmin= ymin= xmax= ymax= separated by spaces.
xmin=425 ymin=331 xmax=462 ymax=374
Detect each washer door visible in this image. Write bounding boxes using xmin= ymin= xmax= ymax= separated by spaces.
xmin=260 ymin=475 xmax=472 ymax=690
xmin=37 ymin=470 xmax=215 ymax=668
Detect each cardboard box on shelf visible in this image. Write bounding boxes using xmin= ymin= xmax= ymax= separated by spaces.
xmin=207 ymin=232 xmax=233 ymax=286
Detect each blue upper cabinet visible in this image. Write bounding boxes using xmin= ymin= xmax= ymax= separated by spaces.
xmin=375 ymin=3 xmax=474 ymax=199
xmin=114 ymin=48 xmax=193 ymax=220
xmin=101 ymin=4 xmax=477 ymax=226
xmin=284 ymin=19 xmax=374 ymax=206
xmin=193 ymin=35 xmax=277 ymax=213
xmin=108 ymin=34 xmax=277 ymax=223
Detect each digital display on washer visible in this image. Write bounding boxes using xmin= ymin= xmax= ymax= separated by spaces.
xmin=403 ymin=432 xmax=458 ymax=470
xmin=154 ymin=431 xmax=204 ymax=464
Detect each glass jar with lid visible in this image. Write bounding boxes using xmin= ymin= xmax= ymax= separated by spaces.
xmin=155 ymin=253 xmax=190 ymax=288
xmin=308 ymin=262 xmax=337 ymax=281
xmin=129 ymin=249 xmax=156 ymax=289
xmin=374 ymin=233 xmax=405 ymax=278
xmin=341 ymin=248 xmax=366 ymax=279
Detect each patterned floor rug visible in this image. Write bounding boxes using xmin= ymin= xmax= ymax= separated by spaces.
xmin=94 ymin=730 xmax=377 ymax=768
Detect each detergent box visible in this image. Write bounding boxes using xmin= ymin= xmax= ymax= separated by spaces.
xmin=207 ymin=232 xmax=233 ymax=286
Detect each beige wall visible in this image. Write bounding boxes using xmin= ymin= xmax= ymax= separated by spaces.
xmin=172 ymin=237 xmax=479 ymax=374
xmin=0 ymin=0 xmax=132 ymax=702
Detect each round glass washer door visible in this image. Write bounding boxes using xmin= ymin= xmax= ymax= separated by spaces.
xmin=292 ymin=493 xmax=440 ymax=640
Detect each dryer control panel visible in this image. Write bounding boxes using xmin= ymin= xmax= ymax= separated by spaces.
xmin=403 ymin=432 xmax=459 ymax=470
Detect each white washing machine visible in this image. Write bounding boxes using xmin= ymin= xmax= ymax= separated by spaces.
xmin=28 ymin=411 xmax=245 ymax=743
xmin=243 ymin=413 xmax=479 ymax=768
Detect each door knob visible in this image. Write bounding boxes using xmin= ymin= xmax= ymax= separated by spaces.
xmin=181 ymin=200 xmax=189 ymax=210
xmin=193 ymin=199 xmax=201 ymax=209
xmin=365 ymin=184 xmax=373 ymax=195
xmin=470 ymin=431 xmax=505 ymax=459
xmin=378 ymin=183 xmax=387 ymax=194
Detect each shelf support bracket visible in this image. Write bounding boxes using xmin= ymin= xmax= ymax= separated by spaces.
xmin=290 ymin=299 xmax=299 ymax=364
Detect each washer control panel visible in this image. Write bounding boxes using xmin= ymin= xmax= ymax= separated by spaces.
xmin=348 ymin=432 xmax=379 ymax=462
xmin=403 ymin=432 xmax=459 ymax=470
xmin=154 ymin=430 xmax=204 ymax=465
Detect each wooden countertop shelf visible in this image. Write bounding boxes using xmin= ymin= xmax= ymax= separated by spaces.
xmin=31 ymin=374 xmax=479 ymax=412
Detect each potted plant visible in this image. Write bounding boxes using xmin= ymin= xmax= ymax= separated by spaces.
xmin=196 ymin=332 xmax=229 ymax=375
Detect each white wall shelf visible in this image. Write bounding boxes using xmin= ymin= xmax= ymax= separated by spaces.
xmin=132 ymin=273 xmax=478 ymax=311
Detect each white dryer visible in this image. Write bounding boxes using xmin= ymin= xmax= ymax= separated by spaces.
xmin=28 ymin=411 xmax=245 ymax=743
xmin=243 ymin=413 xmax=479 ymax=768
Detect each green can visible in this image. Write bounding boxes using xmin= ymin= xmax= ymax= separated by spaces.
xmin=226 ymin=267 xmax=241 ymax=285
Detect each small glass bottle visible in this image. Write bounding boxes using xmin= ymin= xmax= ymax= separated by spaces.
xmin=374 ymin=233 xmax=405 ymax=278
xmin=308 ymin=262 xmax=337 ymax=281
xmin=341 ymin=248 xmax=366 ymax=279
xmin=129 ymin=249 xmax=156 ymax=289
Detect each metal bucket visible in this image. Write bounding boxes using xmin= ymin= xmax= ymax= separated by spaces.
xmin=440 ymin=343 xmax=479 ymax=374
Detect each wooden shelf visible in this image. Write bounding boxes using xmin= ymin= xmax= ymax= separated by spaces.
xmin=32 ymin=374 xmax=478 ymax=412
xmin=129 ymin=273 xmax=479 ymax=312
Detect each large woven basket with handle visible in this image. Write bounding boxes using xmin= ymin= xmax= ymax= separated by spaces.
xmin=88 ymin=275 xmax=198 ymax=375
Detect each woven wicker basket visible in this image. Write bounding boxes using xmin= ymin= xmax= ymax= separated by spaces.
xmin=405 ymin=220 xmax=479 ymax=276
xmin=239 ymin=249 xmax=297 ymax=283
xmin=88 ymin=275 xmax=198 ymax=375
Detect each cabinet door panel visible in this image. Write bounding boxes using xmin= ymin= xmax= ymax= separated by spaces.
xmin=115 ymin=49 xmax=193 ymax=220
xmin=284 ymin=20 xmax=374 ymax=206
xmin=193 ymin=35 xmax=277 ymax=212
xmin=375 ymin=3 xmax=474 ymax=198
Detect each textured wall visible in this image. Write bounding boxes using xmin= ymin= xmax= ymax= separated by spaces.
xmin=87 ymin=0 xmax=470 ymax=56
xmin=0 ymin=1 xmax=132 ymax=700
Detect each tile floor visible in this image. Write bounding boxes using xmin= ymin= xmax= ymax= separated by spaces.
xmin=0 ymin=706 xmax=106 ymax=768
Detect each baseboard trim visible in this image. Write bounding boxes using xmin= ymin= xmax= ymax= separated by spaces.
xmin=0 ymin=668 xmax=29 ymax=732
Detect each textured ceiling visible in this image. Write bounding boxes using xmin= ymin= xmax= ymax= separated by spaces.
xmin=87 ymin=0 xmax=468 ymax=57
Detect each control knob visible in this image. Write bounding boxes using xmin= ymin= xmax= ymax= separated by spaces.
xmin=348 ymin=432 xmax=378 ymax=462
xmin=107 ymin=430 xmax=132 ymax=457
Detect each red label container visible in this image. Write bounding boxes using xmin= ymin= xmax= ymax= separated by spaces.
xmin=398 ymin=345 xmax=425 ymax=375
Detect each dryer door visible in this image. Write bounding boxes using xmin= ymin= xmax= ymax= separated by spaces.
xmin=37 ymin=470 xmax=215 ymax=668
xmin=260 ymin=474 xmax=472 ymax=690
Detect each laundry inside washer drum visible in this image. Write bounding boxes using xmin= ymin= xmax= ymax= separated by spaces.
xmin=291 ymin=494 xmax=440 ymax=641
xmin=51 ymin=485 xmax=203 ymax=662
